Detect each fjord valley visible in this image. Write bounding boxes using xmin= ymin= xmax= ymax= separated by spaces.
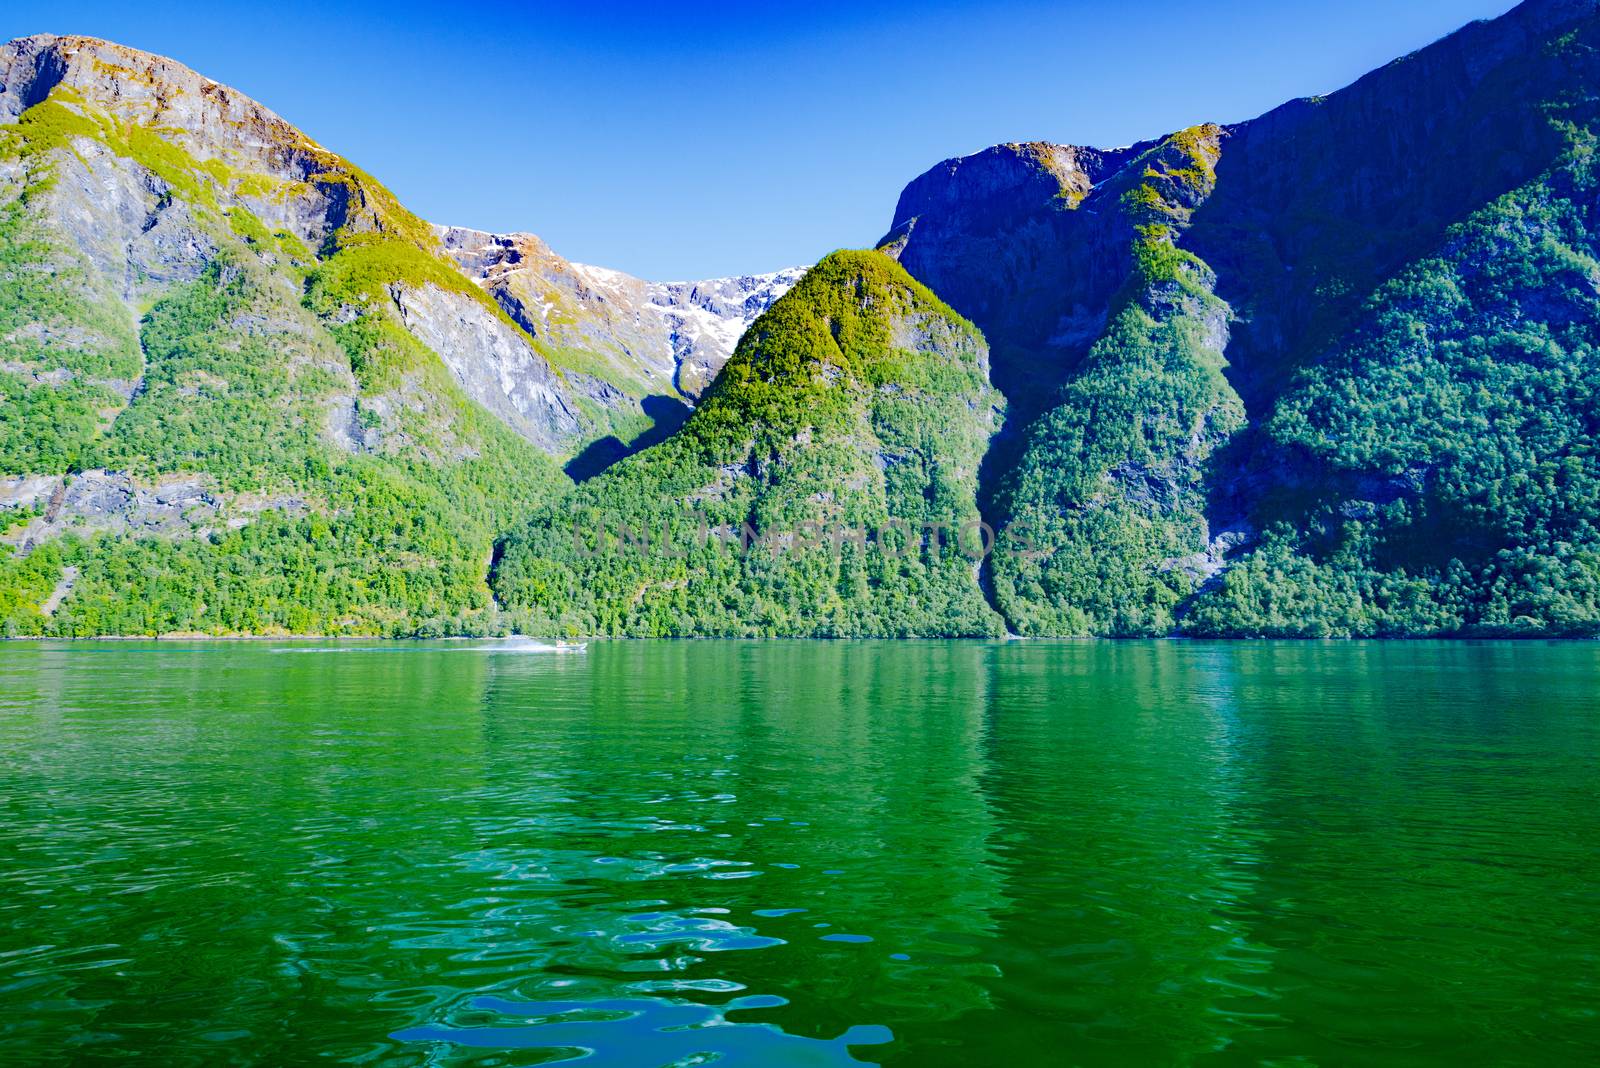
xmin=4 ymin=3 xmax=1600 ymax=1066
xmin=7 ymin=0 xmax=1600 ymax=637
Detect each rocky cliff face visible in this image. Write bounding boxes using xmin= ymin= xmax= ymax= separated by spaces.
xmin=882 ymin=141 xmax=1146 ymax=403
xmin=439 ymin=225 xmax=803 ymax=402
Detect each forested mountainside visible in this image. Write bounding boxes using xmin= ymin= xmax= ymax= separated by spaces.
xmin=0 ymin=34 xmax=792 ymax=635
xmin=881 ymin=0 xmax=1600 ymax=637
xmin=8 ymin=0 xmax=1600 ymax=638
xmin=492 ymin=251 xmax=1005 ymax=637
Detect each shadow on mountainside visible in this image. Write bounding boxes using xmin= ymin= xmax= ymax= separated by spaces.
xmin=564 ymin=394 xmax=693 ymax=482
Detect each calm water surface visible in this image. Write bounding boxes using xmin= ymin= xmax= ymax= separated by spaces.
xmin=1 ymin=640 xmax=1597 ymax=1065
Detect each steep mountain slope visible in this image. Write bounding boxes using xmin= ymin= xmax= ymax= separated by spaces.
xmin=1186 ymin=142 xmax=1600 ymax=635
xmin=439 ymin=225 xmax=804 ymax=476
xmin=987 ymin=126 xmax=1247 ymax=635
xmin=883 ymin=0 xmax=1600 ymax=636
xmin=0 ymin=35 xmax=606 ymax=448
xmin=492 ymin=250 xmax=1006 ymax=637
xmin=0 ymin=34 xmax=589 ymax=634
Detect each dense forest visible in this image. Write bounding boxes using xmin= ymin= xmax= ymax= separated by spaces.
xmin=1184 ymin=133 xmax=1600 ymax=636
xmin=491 ymin=251 xmax=1005 ymax=637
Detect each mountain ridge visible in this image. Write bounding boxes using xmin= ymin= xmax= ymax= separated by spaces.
xmin=8 ymin=1 xmax=1600 ymax=636
xmin=0 ymin=32 xmax=802 ymax=456
xmin=0 ymin=31 xmax=795 ymax=634
xmin=492 ymin=249 xmax=1006 ymax=637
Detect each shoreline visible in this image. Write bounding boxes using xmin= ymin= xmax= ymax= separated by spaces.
xmin=3 ymin=634 xmax=1596 ymax=644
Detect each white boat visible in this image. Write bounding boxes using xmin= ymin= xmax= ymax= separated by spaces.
xmin=477 ymin=637 xmax=588 ymax=653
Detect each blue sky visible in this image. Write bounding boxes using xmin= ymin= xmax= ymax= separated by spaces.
xmin=3 ymin=0 xmax=1518 ymax=280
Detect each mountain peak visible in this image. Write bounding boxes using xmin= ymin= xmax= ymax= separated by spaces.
xmin=0 ymin=34 xmax=305 ymax=151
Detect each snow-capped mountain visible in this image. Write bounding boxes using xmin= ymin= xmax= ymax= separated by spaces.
xmin=644 ymin=268 xmax=810 ymax=396
xmin=439 ymin=226 xmax=804 ymax=401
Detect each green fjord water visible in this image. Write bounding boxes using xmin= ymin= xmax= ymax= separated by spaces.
xmin=1 ymin=642 xmax=1597 ymax=1066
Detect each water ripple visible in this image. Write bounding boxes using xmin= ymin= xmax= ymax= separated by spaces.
xmin=391 ymin=994 xmax=893 ymax=1066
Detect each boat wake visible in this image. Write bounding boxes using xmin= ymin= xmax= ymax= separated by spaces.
xmin=269 ymin=639 xmax=587 ymax=654
xmin=472 ymin=638 xmax=588 ymax=654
